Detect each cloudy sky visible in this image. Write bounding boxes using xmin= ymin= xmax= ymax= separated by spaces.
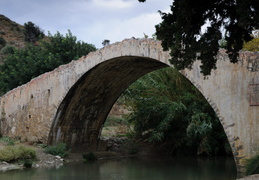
xmin=0 ymin=0 xmax=172 ymax=48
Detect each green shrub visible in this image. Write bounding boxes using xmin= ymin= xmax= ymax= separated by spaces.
xmin=0 ymin=37 xmax=6 ymax=49
xmin=245 ymin=155 xmax=259 ymax=175
xmin=82 ymin=152 xmax=97 ymax=161
xmin=0 ymin=30 xmax=96 ymax=94
xmin=0 ymin=145 xmax=36 ymax=162
xmin=242 ymin=37 xmax=259 ymax=52
xmin=0 ymin=136 xmax=15 ymax=146
xmin=0 ymin=45 xmax=16 ymax=55
xmin=44 ymin=143 xmax=70 ymax=158
xmin=121 ymin=67 xmax=231 ymax=156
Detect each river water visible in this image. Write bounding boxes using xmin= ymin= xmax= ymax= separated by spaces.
xmin=0 ymin=157 xmax=237 ymax=180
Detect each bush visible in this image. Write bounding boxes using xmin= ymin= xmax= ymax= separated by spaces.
xmin=0 ymin=136 xmax=16 ymax=146
xmin=0 ymin=37 xmax=6 ymax=49
xmin=0 ymin=145 xmax=36 ymax=162
xmin=23 ymin=21 xmax=44 ymax=43
xmin=82 ymin=152 xmax=97 ymax=161
xmin=245 ymin=155 xmax=259 ymax=175
xmin=0 ymin=30 xmax=96 ymax=94
xmin=242 ymin=37 xmax=259 ymax=52
xmin=0 ymin=45 xmax=16 ymax=55
xmin=44 ymin=143 xmax=70 ymax=158
xmin=121 ymin=67 xmax=231 ymax=156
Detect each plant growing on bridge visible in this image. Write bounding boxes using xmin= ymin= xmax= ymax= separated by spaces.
xmin=122 ymin=67 xmax=231 ymax=156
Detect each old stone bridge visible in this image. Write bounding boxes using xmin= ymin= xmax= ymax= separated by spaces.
xmin=0 ymin=39 xmax=258 ymax=171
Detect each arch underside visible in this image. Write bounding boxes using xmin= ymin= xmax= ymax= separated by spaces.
xmin=48 ymin=56 xmax=168 ymax=151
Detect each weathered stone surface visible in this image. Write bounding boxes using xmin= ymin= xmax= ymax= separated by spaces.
xmin=0 ymin=39 xmax=258 ymax=172
xmin=238 ymin=174 xmax=259 ymax=180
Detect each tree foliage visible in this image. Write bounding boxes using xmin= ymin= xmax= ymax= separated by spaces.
xmin=242 ymin=35 xmax=259 ymax=51
xmin=23 ymin=21 xmax=45 ymax=43
xmin=139 ymin=0 xmax=259 ymax=75
xmin=122 ymin=67 xmax=231 ymax=156
xmin=245 ymin=154 xmax=259 ymax=175
xmin=0 ymin=37 xmax=6 ymax=50
xmin=0 ymin=30 xmax=96 ymax=95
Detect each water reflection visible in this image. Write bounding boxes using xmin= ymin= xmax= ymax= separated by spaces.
xmin=0 ymin=157 xmax=236 ymax=180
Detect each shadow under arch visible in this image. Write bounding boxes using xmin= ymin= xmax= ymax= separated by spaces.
xmin=48 ymin=56 xmax=168 ymax=151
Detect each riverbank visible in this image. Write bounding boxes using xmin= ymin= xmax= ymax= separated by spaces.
xmin=1 ymin=141 xmax=257 ymax=180
xmin=0 ymin=144 xmax=65 ymax=171
xmin=0 ymin=137 xmax=131 ymax=172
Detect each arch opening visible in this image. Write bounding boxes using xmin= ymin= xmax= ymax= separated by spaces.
xmin=102 ymin=67 xmax=234 ymax=158
xmin=48 ymin=56 xmax=168 ymax=151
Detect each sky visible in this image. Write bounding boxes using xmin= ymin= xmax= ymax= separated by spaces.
xmin=0 ymin=0 xmax=172 ymax=48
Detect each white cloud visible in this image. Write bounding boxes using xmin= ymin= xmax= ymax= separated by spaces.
xmin=93 ymin=0 xmax=135 ymax=9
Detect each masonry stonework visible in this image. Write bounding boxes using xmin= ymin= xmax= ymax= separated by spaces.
xmin=0 ymin=39 xmax=258 ymax=172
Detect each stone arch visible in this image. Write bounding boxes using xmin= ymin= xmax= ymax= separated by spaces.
xmin=48 ymin=56 xmax=169 ymax=151
xmin=47 ymin=40 xmax=233 ymax=160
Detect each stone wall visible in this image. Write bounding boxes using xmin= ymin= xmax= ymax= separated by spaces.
xmin=238 ymin=174 xmax=259 ymax=180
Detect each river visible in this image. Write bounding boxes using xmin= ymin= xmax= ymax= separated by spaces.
xmin=0 ymin=156 xmax=237 ymax=180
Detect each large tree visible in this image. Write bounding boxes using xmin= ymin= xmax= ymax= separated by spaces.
xmin=0 ymin=31 xmax=96 ymax=94
xmin=23 ymin=21 xmax=45 ymax=43
xmin=122 ymin=67 xmax=231 ymax=156
xmin=139 ymin=0 xmax=259 ymax=75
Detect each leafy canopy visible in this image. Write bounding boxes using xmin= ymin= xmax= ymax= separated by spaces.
xmin=0 ymin=30 xmax=96 ymax=94
xmin=242 ymin=31 xmax=259 ymax=51
xmin=139 ymin=0 xmax=259 ymax=75
xmin=122 ymin=67 xmax=231 ymax=156
xmin=23 ymin=21 xmax=45 ymax=43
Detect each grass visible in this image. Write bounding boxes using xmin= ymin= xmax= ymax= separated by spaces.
xmin=0 ymin=145 xmax=36 ymax=162
xmin=0 ymin=136 xmax=16 ymax=146
xmin=44 ymin=143 xmax=70 ymax=158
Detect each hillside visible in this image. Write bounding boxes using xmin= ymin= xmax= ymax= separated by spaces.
xmin=0 ymin=14 xmax=26 ymax=49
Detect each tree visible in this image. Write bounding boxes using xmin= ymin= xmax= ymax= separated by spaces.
xmin=138 ymin=0 xmax=259 ymax=75
xmin=0 ymin=31 xmax=96 ymax=94
xmin=122 ymin=68 xmax=231 ymax=156
xmin=23 ymin=21 xmax=45 ymax=43
xmin=0 ymin=37 xmax=6 ymax=50
xmin=242 ymin=31 xmax=259 ymax=51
